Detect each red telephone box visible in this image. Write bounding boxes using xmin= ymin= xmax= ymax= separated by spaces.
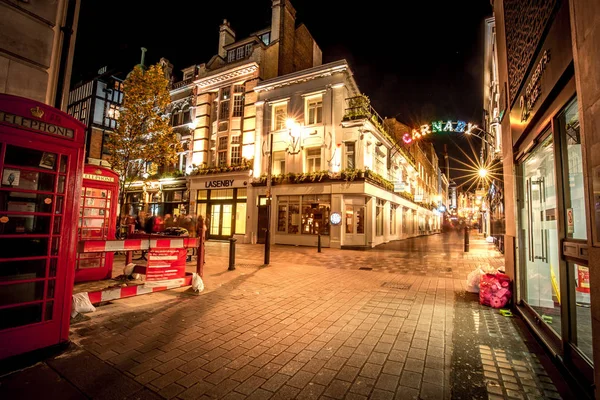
xmin=0 ymin=94 xmax=85 ymax=359
xmin=75 ymin=165 xmax=119 ymax=283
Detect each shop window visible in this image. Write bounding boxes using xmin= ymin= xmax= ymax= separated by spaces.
xmin=376 ymin=199 xmax=384 ymax=236
xmin=197 ymin=190 xmax=208 ymax=200
xmin=301 ymin=195 xmax=331 ymax=235
xmin=306 ymin=98 xmax=322 ymax=125
xmin=277 ymin=196 xmax=300 ymax=234
xmin=273 ymin=103 xmax=287 ymax=131
xmin=306 ymin=148 xmax=321 ymax=173
xmin=210 ymin=189 xmax=234 ymax=200
xmin=345 ymin=142 xmax=355 ymax=170
xmin=237 ymin=188 xmax=247 ymax=199
xmin=559 ymin=98 xmax=586 ymax=240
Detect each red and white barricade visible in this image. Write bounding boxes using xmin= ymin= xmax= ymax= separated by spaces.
xmin=77 ymin=236 xmax=202 ymax=305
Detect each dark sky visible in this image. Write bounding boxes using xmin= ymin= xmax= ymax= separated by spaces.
xmin=71 ymin=0 xmax=493 ymax=186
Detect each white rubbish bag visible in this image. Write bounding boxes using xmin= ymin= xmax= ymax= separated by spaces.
xmin=71 ymin=292 xmax=96 ymax=317
xmin=123 ymin=263 xmax=136 ymax=276
xmin=466 ymin=267 xmax=485 ymax=293
xmin=192 ymin=273 xmax=204 ymax=293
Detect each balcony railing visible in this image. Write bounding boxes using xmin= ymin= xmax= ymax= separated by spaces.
xmin=343 ymin=95 xmax=416 ymax=168
xmin=172 ymin=78 xmax=193 ymax=90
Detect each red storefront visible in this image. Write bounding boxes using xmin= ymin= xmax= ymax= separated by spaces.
xmin=75 ymin=165 xmax=119 ymax=283
xmin=0 ymin=94 xmax=85 ymax=359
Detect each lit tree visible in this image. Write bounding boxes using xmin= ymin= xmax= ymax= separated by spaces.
xmin=106 ymin=62 xmax=183 ymax=222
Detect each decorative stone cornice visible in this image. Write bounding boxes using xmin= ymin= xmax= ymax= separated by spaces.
xmin=194 ymin=63 xmax=259 ymax=90
xmin=254 ymin=60 xmax=351 ymax=93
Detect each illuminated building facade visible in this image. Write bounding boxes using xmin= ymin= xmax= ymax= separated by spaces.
xmin=494 ymin=0 xmax=600 ymax=393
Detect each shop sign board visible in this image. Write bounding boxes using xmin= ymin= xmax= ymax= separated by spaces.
xmin=146 ymin=248 xmax=187 ymax=281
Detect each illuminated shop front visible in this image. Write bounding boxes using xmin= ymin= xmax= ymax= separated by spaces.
xmin=188 ymin=173 xmax=251 ymax=240
xmin=494 ymin=0 xmax=597 ymax=391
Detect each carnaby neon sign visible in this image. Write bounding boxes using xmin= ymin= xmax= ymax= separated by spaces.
xmin=402 ymin=120 xmax=479 ymax=145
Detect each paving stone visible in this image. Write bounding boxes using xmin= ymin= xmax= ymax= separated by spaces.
xmin=399 ymin=370 xmax=422 ymax=390
xmin=349 ymin=376 xmax=376 ymax=396
xmin=296 ymin=382 xmax=326 ymax=399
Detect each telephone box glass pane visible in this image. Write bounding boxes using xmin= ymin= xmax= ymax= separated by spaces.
xmin=0 ymin=259 xmax=47 ymax=282
xmin=4 ymin=145 xmax=57 ymax=171
xmin=0 ymin=192 xmax=54 ymax=213
xmin=0 ymin=281 xmax=45 ymax=306
xmin=0 ymin=303 xmax=43 ymax=330
xmin=3 ymin=238 xmax=48 ymax=258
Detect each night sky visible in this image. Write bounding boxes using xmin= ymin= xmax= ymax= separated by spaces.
xmin=71 ymin=0 xmax=493 ymax=186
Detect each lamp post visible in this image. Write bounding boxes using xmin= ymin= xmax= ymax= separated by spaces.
xmin=264 ymin=130 xmax=273 ymax=265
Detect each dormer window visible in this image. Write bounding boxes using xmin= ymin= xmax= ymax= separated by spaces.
xmin=227 ymin=50 xmax=235 ymax=63
xmin=260 ymin=33 xmax=270 ymax=46
xmin=236 ymin=47 xmax=244 ymax=60
xmin=245 ymin=43 xmax=253 ymax=57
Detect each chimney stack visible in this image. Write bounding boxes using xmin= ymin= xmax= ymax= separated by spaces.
xmin=218 ymin=19 xmax=235 ymax=59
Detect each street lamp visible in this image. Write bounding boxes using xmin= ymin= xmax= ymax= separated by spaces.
xmin=264 ymin=128 xmax=274 ymax=265
xmin=478 ymin=168 xmax=488 ymax=178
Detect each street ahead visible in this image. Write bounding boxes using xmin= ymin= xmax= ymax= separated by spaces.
xmin=1 ymin=233 xmax=575 ymax=400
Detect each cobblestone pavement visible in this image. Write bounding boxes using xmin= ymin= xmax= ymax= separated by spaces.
xmin=0 ymin=232 xmax=578 ymax=400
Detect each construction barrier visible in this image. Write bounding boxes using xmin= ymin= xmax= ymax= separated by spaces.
xmin=76 ymin=235 xmax=203 ymax=305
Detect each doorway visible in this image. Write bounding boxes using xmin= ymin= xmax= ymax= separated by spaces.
xmin=208 ymin=203 xmax=233 ymax=239
xmin=344 ymin=204 xmax=366 ymax=246
xmin=519 ymin=133 xmax=561 ymax=336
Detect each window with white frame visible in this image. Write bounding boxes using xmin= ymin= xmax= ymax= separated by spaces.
xmin=273 ymin=103 xmax=287 ymax=130
xmin=376 ymin=199 xmax=384 ymax=236
xmin=244 ymin=43 xmax=253 ymax=57
xmin=236 ymin=47 xmax=244 ymax=60
xmin=219 ymin=87 xmax=230 ymax=120
xmin=306 ymin=148 xmax=321 ymax=173
xmin=227 ymin=50 xmax=235 ymax=63
xmin=306 ymin=98 xmax=323 ymax=125
xmin=345 ymin=142 xmax=355 ymax=170
xmin=272 ymin=151 xmax=286 ymax=175
xmin=233 ymin=85 xmax=245 ymax=117
xmin=218 ymin=136 xmax=228 ymax=166
xmin=230 ymin=135 xmax=241 ymax=165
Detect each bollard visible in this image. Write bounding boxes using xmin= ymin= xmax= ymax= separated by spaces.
xmin=317 ymin=233 xmax=321 ymax=253
xmin=464 ymin=226 xmax=470 ymax=252
xmin=197 ymin=216 xmax=205 ymax=278
xmin=228 ymin=237 xmax=237 ymax=270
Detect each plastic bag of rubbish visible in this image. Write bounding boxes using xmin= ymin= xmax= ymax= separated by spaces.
xmin=123 ymin=263 xmax=136 ymax=276
xmin=466 ymin=267 xmax=485 ymax=293
xmin=486 ymin=236 xmax=495 ymax=243
xmin=71 ymin=292 xmax=96 ymax=317
xmin=192 ymin=273 xmax=204 ymax=293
